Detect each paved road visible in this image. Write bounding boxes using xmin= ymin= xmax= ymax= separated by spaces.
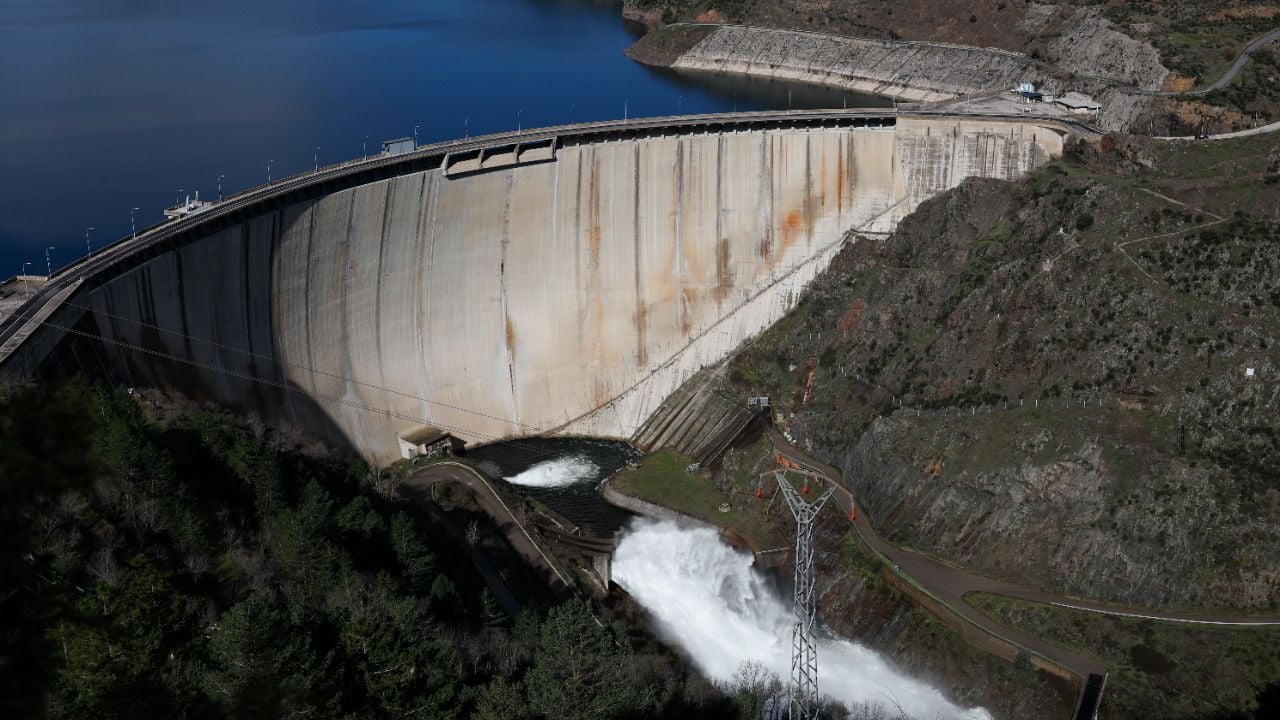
xmin=0 ymin=108 xmax=1096 ymax=368
xmin=1157 ymin=118 xmax=1280 ymax=140
xmin=401 ymin=461 xmax=574 ymax=601
xmin=1180 ymin=25 xmax=1280 ymax=96
xmin=768 ymin=430 xmax=1280 ymax=679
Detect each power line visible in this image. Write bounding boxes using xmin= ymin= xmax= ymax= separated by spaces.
xmin=50 ymin=296 xmax=548 ymax=434
xmin=37 ymin=318 xmax=574 ymax=463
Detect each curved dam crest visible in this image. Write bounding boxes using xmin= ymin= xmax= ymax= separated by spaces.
xmin=3 ymin=114 xmax=1067 ymax=464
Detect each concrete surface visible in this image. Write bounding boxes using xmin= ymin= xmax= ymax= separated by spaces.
xmin=0 ymin=276 xmax=46 ymax=326
xmin=0 ymin=112 xmax=1069 ymax=465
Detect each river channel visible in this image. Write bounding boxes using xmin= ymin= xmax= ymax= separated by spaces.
xmin=466 ymin=437 xmax=642 ymax=537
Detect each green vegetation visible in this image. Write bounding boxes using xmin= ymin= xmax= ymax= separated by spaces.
xmin=714 ymin=134 xmax=1280 ymax=611
xmin=970 ymin=594 xmax=1280 ymax=720
xmin=1206 ymin=46 xmax=1280 ymax=123
xmin=819 ymin=537 xmax=1078 ymax=719
xmin=0 ymin=381 xmax=774 ymax=719
xmin=610 ymin=448 xmax=782 ymax=549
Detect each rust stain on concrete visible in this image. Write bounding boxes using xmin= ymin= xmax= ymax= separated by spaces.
xmin=714 ymin=235 xmax=732 ymax=303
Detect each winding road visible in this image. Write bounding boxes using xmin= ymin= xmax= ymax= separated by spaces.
xmin=1176 ymin=25 xmax=1280 ymax=96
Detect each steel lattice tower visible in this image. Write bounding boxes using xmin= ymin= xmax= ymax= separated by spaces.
xmin=773 ymin=469 xmax=836 ymax=720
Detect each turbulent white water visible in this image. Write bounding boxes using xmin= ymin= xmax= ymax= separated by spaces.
xmin=503 ymin=455 xmax=602 ymax=488
xmin=612 ymin=520 xmax=993 ymax=720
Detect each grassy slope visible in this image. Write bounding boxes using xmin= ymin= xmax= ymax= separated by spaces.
xmin=611 ymin=444 xmax=785 ymax=549
xmin=970 ymin=592 xmax=1280 ymax=720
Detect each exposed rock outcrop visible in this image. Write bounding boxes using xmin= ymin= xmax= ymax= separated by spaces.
xmin=657 ymin=24 xmax=1043 ymax=102
xmin=722 ymin=137 xmax=1280 ymax=610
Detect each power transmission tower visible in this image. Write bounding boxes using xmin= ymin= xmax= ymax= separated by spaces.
xmin=771 ymin=468 xmax=837 ymax=720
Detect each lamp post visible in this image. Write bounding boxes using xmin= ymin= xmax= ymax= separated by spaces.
xmin=175 ymin=189 xmax=183 ymax=208
xmin=267 ymin=160 xmax=273 ymax=184
xmin=464 ymin=117 xmax=469 ymax=139
xmin=624 ymin=98 xmax=629 ymax=120
xmin=45 ymin=247 xmax=54 ymax=277
xmin=22 ymin=262 xmax=30 ymax=277
xmin=414 ymin=125 xmax=419 ymax=148
xmin=131 ymin=208 xmax=139 ymax=239
xmin=678 ymin=95 xmax=682 ymax=114
xmin=517 ymin=109 xmax=522 ymax=131
xmin=313 ymin=146 xmax=320 ymax=173
xmin=363 ymin=135 xmax=368 ymax=160
xmin=217 ymin=174 xmax=225 ymax=201
xmin=84 ymin=226 xmax=95 ymax=257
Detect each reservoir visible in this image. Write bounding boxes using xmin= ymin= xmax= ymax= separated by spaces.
xmin=0 ymin=0 xmax=888 ymax=276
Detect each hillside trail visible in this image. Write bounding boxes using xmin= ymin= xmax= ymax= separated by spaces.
xmin=402 ymin=461 xmax=575 ymax=601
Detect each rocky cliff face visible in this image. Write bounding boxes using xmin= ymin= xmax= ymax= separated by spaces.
xmin=624 ymin=1 xmax=1174 ymax=132
xmin=725 ymin=135 xmax=1280 ymax=610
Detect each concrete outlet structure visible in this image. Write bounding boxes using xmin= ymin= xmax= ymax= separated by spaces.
xmin=0 ymin=111 xmax=1078 ymax=464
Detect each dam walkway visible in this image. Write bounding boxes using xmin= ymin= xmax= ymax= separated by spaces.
xmin=0 ymin=107 xmax=1097 ymax=372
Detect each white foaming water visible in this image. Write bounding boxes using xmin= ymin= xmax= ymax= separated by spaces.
xmin=612 ymin=520 xmax=993 ymax=720
xmin=504 ymin=455 xmax=601 ymax=488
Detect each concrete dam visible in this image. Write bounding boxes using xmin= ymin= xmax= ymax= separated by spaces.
xmin=0 ymin=111 xmax=1078 ymax=464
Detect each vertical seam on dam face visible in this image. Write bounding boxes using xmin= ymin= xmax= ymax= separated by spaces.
xmin=573 ymin=149 xmax=585 ymax=356
xmin=586 ymin=150 xmax=603 ymax=375
xmin=674 ymin=138 xmax=686 ymax=335
xmin=331 ymin=190 xmax=355 ymax=445
xmin=271 ymin=210 xmax=300 ymax=424
xmin=374 ymin=180 xmax=393 ymax=391
xmin=301 ymin=204 xmax=317 ymax=414
xmin=715 ymin=134 xmax=729 ymax=303
xmin=339 ymin=190 xmax=357 ymax=394
xmin=760 ymin=133 xmax=773 ymax=261
xmin=633 ymin=142 xmax=646 ymax=368
xmin=8 ymin=120 xmax=1067 ymax=463
xmin=804 ymin=132 xmax=815 ymax=255
xmin=500 ymin=171 xmax=518 ymax=425
xmin=418 ymin=173 xmax=438 ymax=426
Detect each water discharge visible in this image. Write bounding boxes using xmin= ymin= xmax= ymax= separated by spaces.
xmin=504 ymin=455 xmax=602 ymax=489
xmin=612 ymin=519 xmax=993 ymax=720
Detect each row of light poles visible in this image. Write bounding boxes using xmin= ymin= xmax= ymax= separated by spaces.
xmin=28 ymin=96 xmax=711 ymax=280
xmin=35 ymin=172 xmax=223 ymax=278
xmin=25 ymin=93 xmax=781 ymax=282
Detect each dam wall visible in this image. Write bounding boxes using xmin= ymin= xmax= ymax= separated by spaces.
xmin=3 ymin=114 xmax=1067 ymax=464
xmin=667 ymin=25 xmax=1042 ymax=102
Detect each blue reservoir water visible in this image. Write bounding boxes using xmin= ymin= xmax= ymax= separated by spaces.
xmin=0 ymin=0 xmax=887 ymax=277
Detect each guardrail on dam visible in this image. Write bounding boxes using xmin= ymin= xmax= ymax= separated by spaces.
xmin=0 ymin=110 xmax=1085 ymax=464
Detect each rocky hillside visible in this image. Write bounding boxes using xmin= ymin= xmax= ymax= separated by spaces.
xmin=723 ymin=133 xmax=1280 ymax=611
xmin=625 ymin=0 xmax=1279 ymax=131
